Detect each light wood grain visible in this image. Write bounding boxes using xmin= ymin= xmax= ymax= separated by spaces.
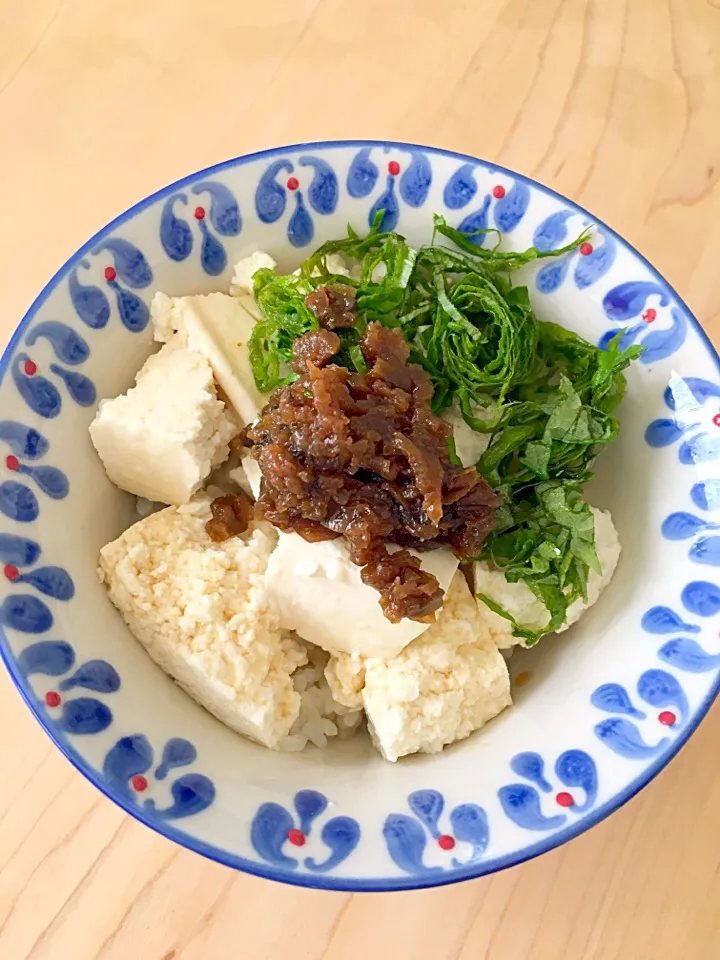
xmin=1 ymin=1 xmax=719 ymax=957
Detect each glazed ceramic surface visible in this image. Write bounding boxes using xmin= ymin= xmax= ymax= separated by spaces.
xmin=1 ymin=141 xmax=718 ymax=891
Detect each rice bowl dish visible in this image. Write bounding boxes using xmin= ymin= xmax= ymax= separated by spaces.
xmin=0 ymin=140 xmax=717 ymax=890
xmin=93 ymin=219 xmax=633 ymax=761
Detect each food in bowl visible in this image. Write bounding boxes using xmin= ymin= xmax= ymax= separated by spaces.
xmin=91 ymin=214 xmax=639 ymax=761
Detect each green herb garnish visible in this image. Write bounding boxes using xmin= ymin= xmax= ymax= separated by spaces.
xmin=247 ymin=214 xmax=642 ymax=641
xmin=249 ymin=270 xmax=317 ymax=392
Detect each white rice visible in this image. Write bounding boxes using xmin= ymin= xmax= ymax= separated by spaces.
xmin=280 ymin=641 xmax=365 ymax=751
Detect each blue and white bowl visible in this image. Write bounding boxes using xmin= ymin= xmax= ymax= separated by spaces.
xmin=1 ymin=141 xmax=719 ymax=891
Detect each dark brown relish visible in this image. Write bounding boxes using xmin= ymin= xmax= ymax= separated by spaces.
xmin=243 ymin=320 xmax=501 ymax=622
xmin=305 ymin=283 xmax=358 ymax=330
xmin=205 ymin=493 xmax=253 ymax=543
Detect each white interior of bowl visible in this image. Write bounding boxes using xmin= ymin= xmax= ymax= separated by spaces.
xmin=1 ymin=142 xmax=718 ymax=891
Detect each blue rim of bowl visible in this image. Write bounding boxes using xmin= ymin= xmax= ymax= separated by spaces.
xmin=0 ymin=140 xmax=718 ymax=893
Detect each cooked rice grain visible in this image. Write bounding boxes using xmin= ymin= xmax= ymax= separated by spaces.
xmin=280 ymin=641 xmax=364 ymax=751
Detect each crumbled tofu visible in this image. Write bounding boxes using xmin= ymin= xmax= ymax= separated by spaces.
xmin=98 ymin=499 xmax=307 ymax=748
xmin=325 ymin=572 xmax=511 ymax=761
xmin=325 ymin=652 xmax=366 ymax=711
xmin=443 ymin=402 xmax=494 ymax=468
xmin=292 ymin=252 xmax=351 ymax=279
xmin=89 ymin=336 xmax=236 ymax=505
xmin=474 ymin=506 xmax=621 ymax=649
xmin=149 ymin=291 xmax=178 ymax=343
xmin=229 ymin=251 xmax=277 ymax=296
xmin=322 ymin=253 xmax=351 ymax=277
xmin=265 ymin=533 xmax=459 ymax=659
xmin=150 ymin=291 xmax=265 ymax=425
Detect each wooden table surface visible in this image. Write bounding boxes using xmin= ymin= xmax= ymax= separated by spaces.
xmin=2 ymin=1 xmax=720 ymax=957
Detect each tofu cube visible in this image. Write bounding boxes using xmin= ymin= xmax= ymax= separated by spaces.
xmin=265 ymin=533 xmax=459 ymax=660
xmin=150 ymin=291 xmax=265 ymax=426
xmin=98 ymin=499 xmax=307 ymax=749
xmin=474 ymin=506 xmax=621 ymax=649
xmin=326 ymin=572 xmax=512 ymax=761
xmin=89 ymin=336 xmax=237 ymax=505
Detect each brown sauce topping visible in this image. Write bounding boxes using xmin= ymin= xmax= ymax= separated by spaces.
xmin=244 ymin=318 xmax=501 ymax=622
xmin=205 ymin=493 xmax=252 ymax=542
xmin=305 ymin=283 xmax=357 ymax=330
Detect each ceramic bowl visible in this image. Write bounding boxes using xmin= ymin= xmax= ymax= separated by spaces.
xmin=1 ymin=141 xmax=719 ymax=892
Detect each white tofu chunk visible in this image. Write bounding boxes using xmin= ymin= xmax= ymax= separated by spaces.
xmin=324 ymin=652 xmax=366 ymax=710
xmin=98 ymin=499 xmax=307 ymax=749
xmin=229 ymin=457 xmax=262 ymax=500
xmin=89 ymin=336 xmax=236 ymax=505
xmin=321 ymin=253 xmax=351 ymax=277
xmin=150 ymin=291 xmax=265 ymax=425
xmin=236 ymin=294 xmax=263 ymax=321
xmin=442 ymin=402 xmax=495 ymax=468
xmin=474 ymin=506 xmax=621 ymax=648
xmin=229 ymin=251 xmax=277 ymax=296
xmin=326 ymin=572 xmax=511 ymax=761
xmin=265 ymin=533 xmax=459 ymax=659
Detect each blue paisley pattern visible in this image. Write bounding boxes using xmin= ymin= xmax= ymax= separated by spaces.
xmin=70 ymin=238 xmax=152 ymax=332
xmin=661 ymin=476 xmax=720 ymax=567
xmin=383 ymin=789 xmax=489 ymax=875
xmin=596 ymin=580 xmax=720 ymax=760
xmin=598 ymin=281 xmax=688 ymax=363
xmin=0 ymin=422 xmax=67 ymax=522
xmin=18 ymin=639 xmax=118 ymax=734
xmin=439 ymin=163 xmax=531 ymax=245
xmin=14 ymin=319 xmax=96 ymax=417
xmin=645 ymin=376 xmax=720 ymax=464
xmin=161 ymin=181 xmax=241 ymax=275
xmin=103 ymin=735 xmax=215 ymax=819
xmin=255 ymin=156 xmax=338 ymax=247
xmin=592 ymin=670 xmax=687 ymax=759
xmin=532 ymin=210 xmax=616 ymax=294
xmin=251 ymin=789 xmax=360 ymax=873
xmin=346 ymin=147 xmax=431 ymax=232
xmin=498 ymin=751 xmax=598 ymax=831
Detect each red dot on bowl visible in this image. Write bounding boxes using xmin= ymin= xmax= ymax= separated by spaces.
xmin=104 ymin=266 xmax=117 ymax=282
xmin=579 ymin=242 xmax=593 ymax=256
xmin=556 ymin=792 xmax=574 ymax=808
xmin=5 ymin=455 xmax=19 ymax=471
xmin=658 ymin=710 xmax=676 ymax=726
xmin=286 ymin=177 xmax=299 ymax=191
xmin=45 ymin=691 xmax=61 ymax=708
xmin=4 ymin=564 xmax=19 ymax=581
xmin=132 ymin=775 xmax=148 ymax=792
xmin=642 ymin=308 xmax=657 ymax=323
xmin=388 ymin=161 xmax=401 ymax=176
xmin=713 ymin=413 xmax=720 ymax=428
xmin=492 ymin=184 xmax=506 ymax=199
xmin=287 ymin=828 xmax=305 ymax=846
xmin=437 ymin=834 xmax=455 ymax=850
xmin=194 ymin=206 xmax=206 ymax=220
xmin=24 ymin=360 xmax=37 ymax=376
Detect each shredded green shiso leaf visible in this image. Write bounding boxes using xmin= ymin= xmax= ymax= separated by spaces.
xmin=249 ymin=213 xmax=642 ymax=644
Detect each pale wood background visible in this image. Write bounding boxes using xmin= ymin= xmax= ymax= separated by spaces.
xmin=1 ymin=1 xmax=719 ymax=957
